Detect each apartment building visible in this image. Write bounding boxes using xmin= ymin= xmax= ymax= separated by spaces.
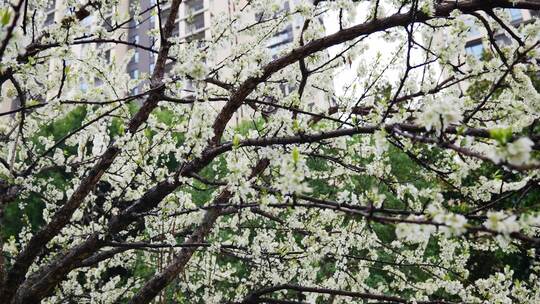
xmin=423 ymin=7 xmax=538 ymax=97
xmin=122 ymin=0 xmax=328 ymax=121
xmin=464 ymin=9 xmax=539 ymax=57
xmin=127 ymin=0 xmax=316 ymax=82
xmin=1 ymin=0 xmax=326 ymax=123
xmin=1 ymin=0 xmax=133 ymax=119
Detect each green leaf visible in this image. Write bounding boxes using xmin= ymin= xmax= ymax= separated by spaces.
xmin=27 ymin=99 xmax=39 ymax=106
xmin=232 ymin=134 xmax=240 ymax=148
xmin=292 ymin=119 xmax=299 ymax=132
xmin=456 ymin=125 xmax=467 ymax=136
xmin=489 ymin=127 xmax=513 ymax=144
xmin=493 ymin=169 xmax=503 ymax=180
xmin=1 ymin=9 xmax=11 ymax=26
xmin=292 ymin=147 xmax=300 ymax=163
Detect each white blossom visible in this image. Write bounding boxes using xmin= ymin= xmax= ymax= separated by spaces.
xmin=418 ymin=97 xmax=463 ymax=135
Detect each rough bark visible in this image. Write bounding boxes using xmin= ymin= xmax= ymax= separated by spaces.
xmin=3 ymin=1 xmax=540 ymax=303
xmin=129 ymin=159 xmax=269 ymax=304
xmin=0 ymin=1 xmax=184 ymax=302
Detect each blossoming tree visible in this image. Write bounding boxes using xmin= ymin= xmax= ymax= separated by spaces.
xmin=1 ymin=0 xmax=540 ymax=303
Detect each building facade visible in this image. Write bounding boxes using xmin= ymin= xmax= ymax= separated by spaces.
xmin=1 ymin=0 xmax=325 ymax=123
xmin=127 ymin=0 xmax=316 ymax=83
xmin=464 ymin=9 xmax=539 ymax=57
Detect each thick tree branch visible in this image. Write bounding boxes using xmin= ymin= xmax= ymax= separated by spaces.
xmin=2 ymin=1 xmax=185 ymax=302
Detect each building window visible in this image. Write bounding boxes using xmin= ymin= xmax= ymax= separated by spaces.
xmin=508 ymin=9 xmax=522 ymax=22
xmin=172 ymin=21 xmax=180 ymax=37
xmin=255 ymin=1 xmax=290 ymax=21
xmin=81 ymin=15 xmax=94 ymax=29
xmin=186 ymin=13 xmax=204 ymax=33
xmin=130 ymin=69 xmax=139 ymax=79
xmin=186 ymin=0 xmax=204 ymax=15
xmin=466 ymin=43 xmax=483 ymax=58
xmin=186 ymin=31 xmax=205 ymax=43
xmin=46 ymin=0 xmax=56 ymax=11
xmin=267 ymin=25 xmax=293 ymax=51
xmin=464 ymin=18 xmax=480 ymax=37
xmin=95 ymin=77 xmax=104 ymax=87
xmin=283 ymin=1 xmax=290 ymax=13
xmin=102 ymin=14 xmax=115 ymax=31
xmin=149 ymin=52 xmax=156 ymax=73
xmin=494 ymin=34 xmax=511 ymax=46
xmin=104 ymin=49 xmax=111 ymax=63
xmin=45 ymin=12 xmax=55 ymax=25
xmin=45 ymin=0 xmax=56 ymax=25
xmin=160 ymin=7 xmax=171 ymax=24
xmin=185 ymin=79 xmax=195 ymax=93
xmin=129 ymin=15 xmax=137 ymax=28
xmin=133 ymin=51 xmax=139 ymax=64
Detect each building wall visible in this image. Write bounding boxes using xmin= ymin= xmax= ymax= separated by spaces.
xmin=464 ymin=9 xmax=537 ymax=57
xmin=125 ymin=0 xmax=327 ymax=123
xmin=427 ymin=8 xmax=538 ymax=95
xmin=126 ymin=0 xmax=321 ymax=78
xmin=1 ymin=0 xmax=327 ymax=124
